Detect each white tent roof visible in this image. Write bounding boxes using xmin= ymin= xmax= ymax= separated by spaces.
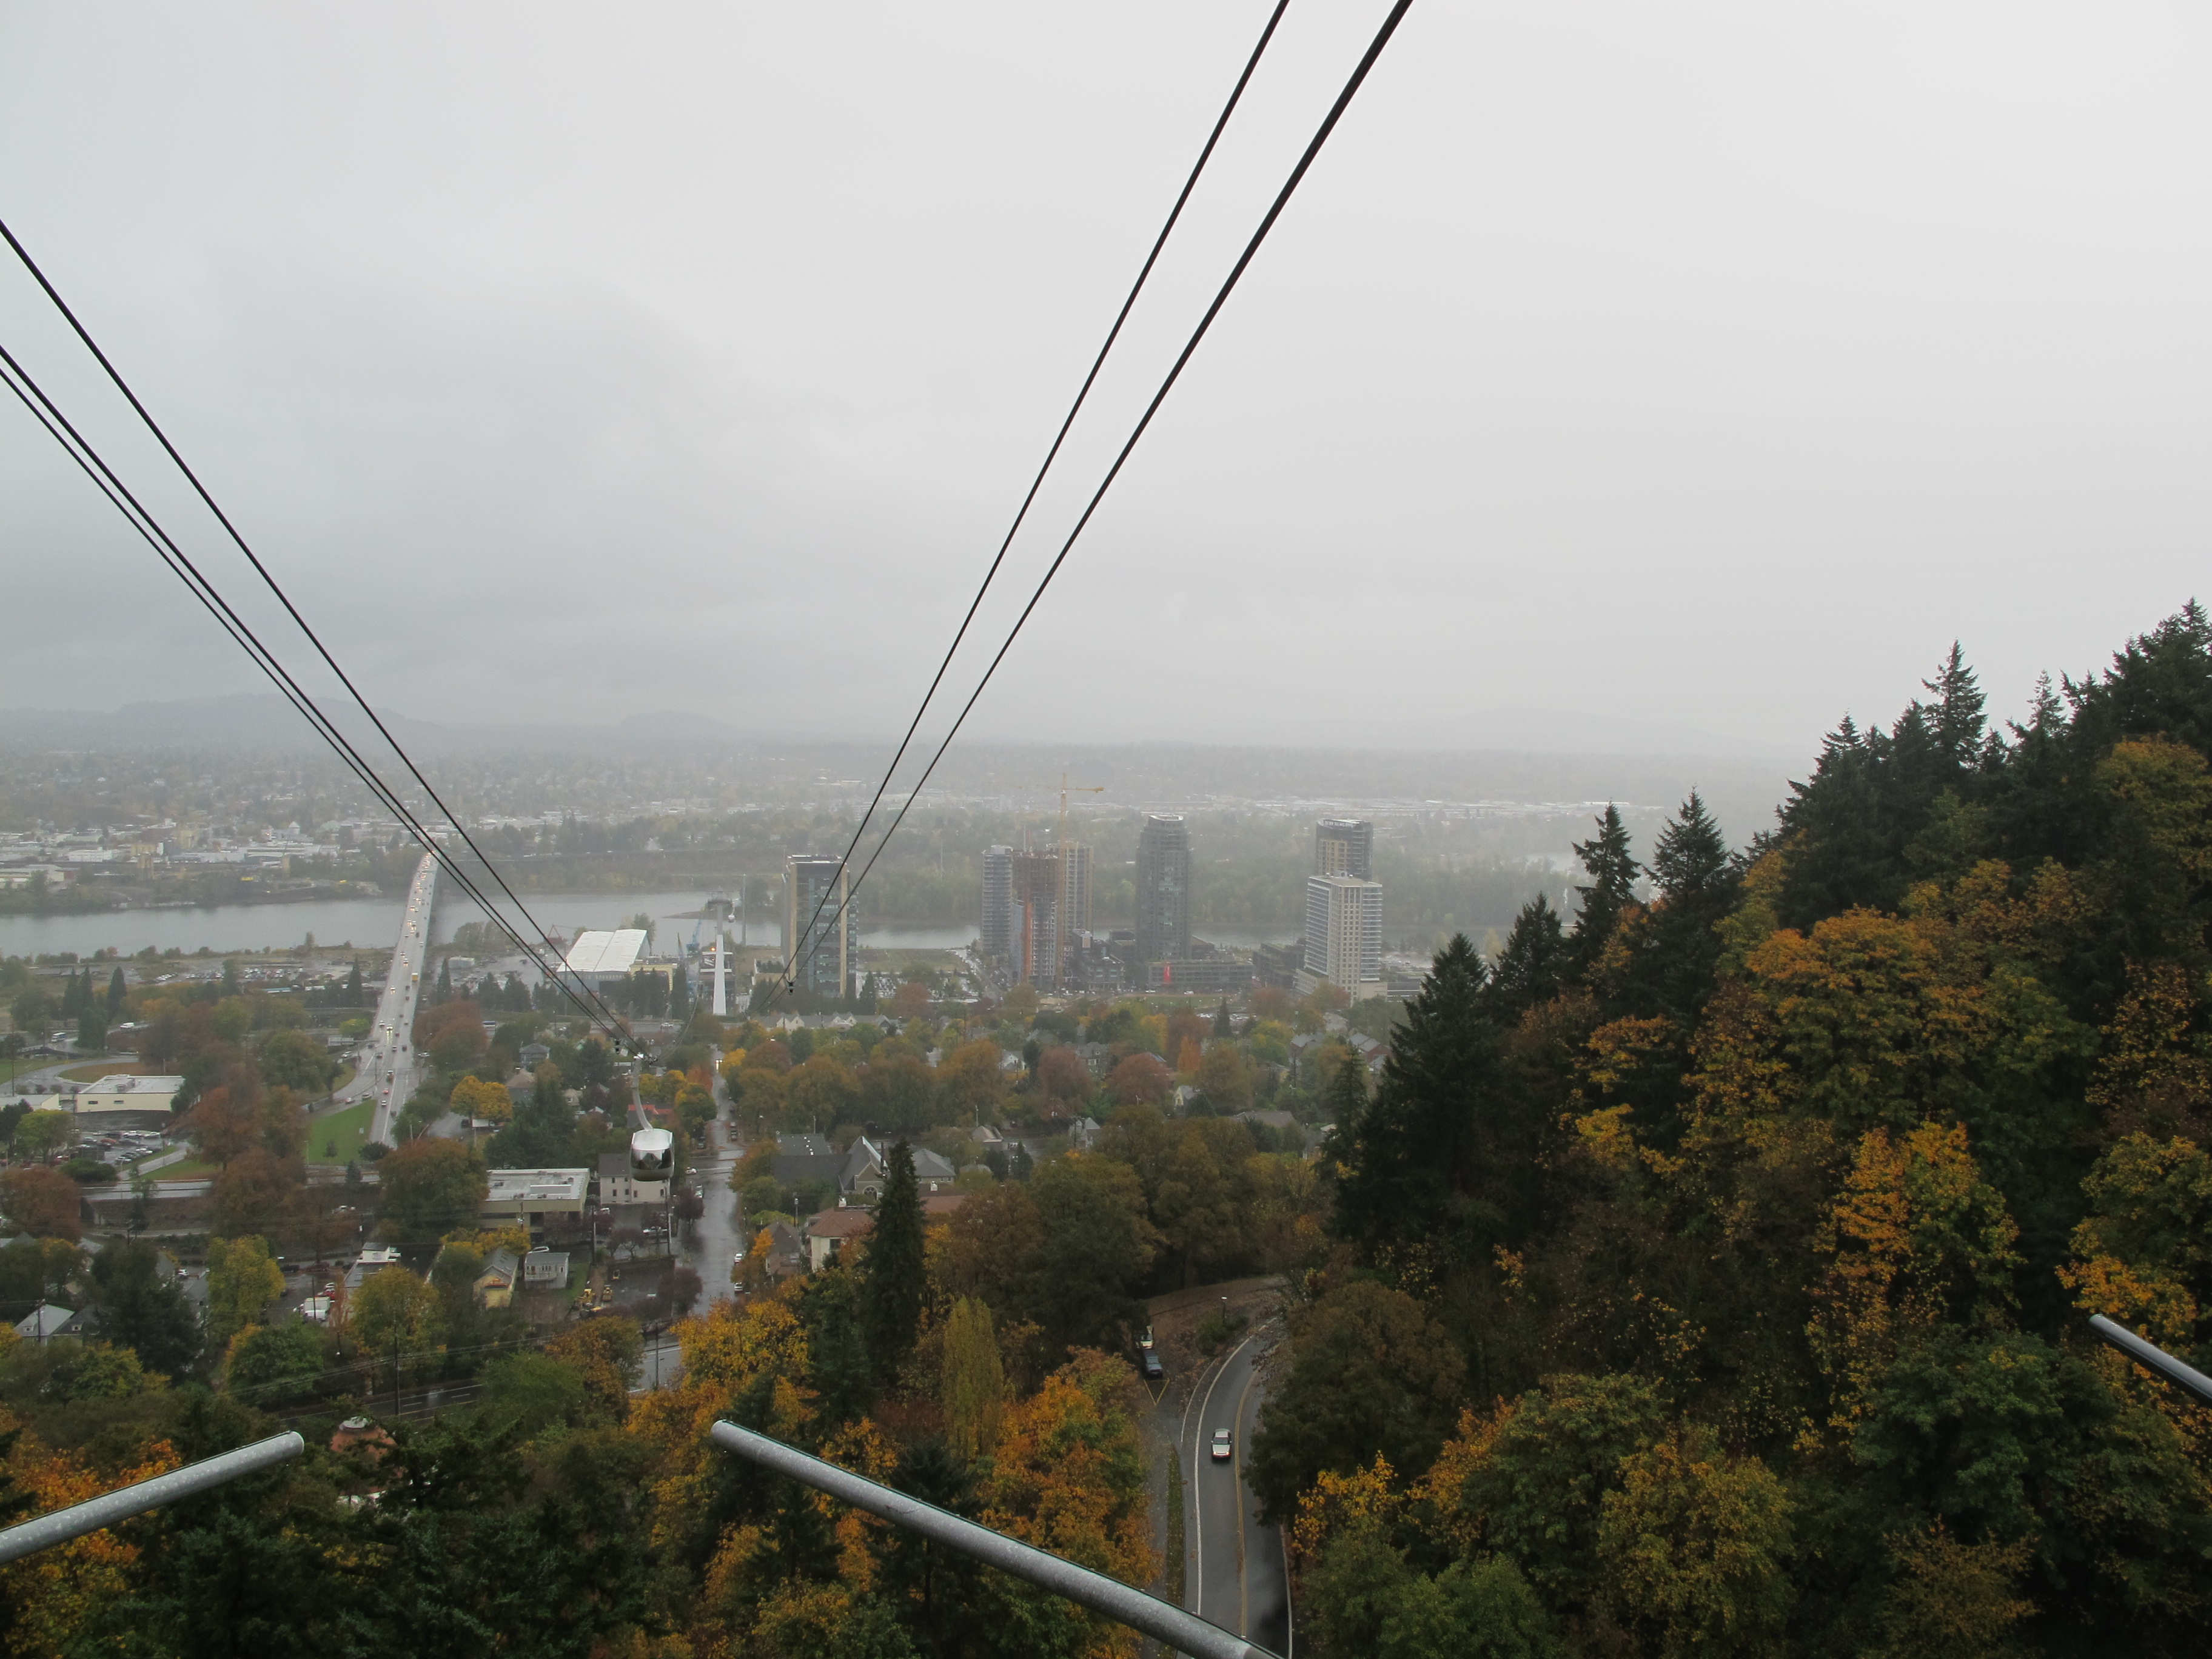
xmin=561 ymin=929 xmax=648 ymax=977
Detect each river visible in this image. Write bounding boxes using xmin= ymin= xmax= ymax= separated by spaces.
xmin=0 ymin=893 xmax=1306 ymax=962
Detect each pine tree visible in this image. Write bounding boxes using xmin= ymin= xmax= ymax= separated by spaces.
xmin=860 ymin=1139 xmax=927 ymax=1384
xmin=1610 ymin=791 xmax=1741 ymax=1034
xmin=106 ymin=967 xmax=127 ymax=1015
xmin=1213 ymin=999 xmax=1234 ymax=1039
xmin=1568 ymin=806 xmax=1638 ymax=973
xmin=61 ymin=971 xmax=85 ymax=1019
xmin=1330 ymin=935 xmax=1518 ymax=1266
xmin=1647 ymin=789 xmax=1730 ymax=904
xmin=1487 ymin=893 xmax=1568 ymax=1022
xmin=435 ymin=958 xmax=453 ymax=1004
xmin=344 ymin=960 xmax=365 ymax=1005
xmin=1921 ymin=642 xmax=1988 ymax=766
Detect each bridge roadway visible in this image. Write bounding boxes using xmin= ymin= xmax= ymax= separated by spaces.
xmin=361 ymin=851 xmax=438 ymax=1147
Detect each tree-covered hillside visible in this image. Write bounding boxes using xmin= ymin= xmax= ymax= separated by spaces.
xmin=1263 ymin=606 xmax=2212 ymax=1655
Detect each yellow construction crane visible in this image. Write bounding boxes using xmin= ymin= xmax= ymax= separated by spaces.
xmin=1057 ymin=771 xmax=1104 ymax=844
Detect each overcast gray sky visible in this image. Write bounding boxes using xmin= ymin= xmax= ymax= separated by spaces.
xmin=2 ymin=2 xmax=2207 ymax=762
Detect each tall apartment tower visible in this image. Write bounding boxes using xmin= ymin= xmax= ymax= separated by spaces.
xmin=783 ymin=854 xmax=858 ymax=999
xmin=1133 ymin=815 xmax=1191 ymax=967
xmin=1010 ymin=850 xmax=1062 ymax=990
xmin=1315 ymin=818 xmax=1374 ymax=880
xmin=1058 ymin=842 xmax=1093 ymax=937
xmin=1305 ymin=874 xmax=1383 ymax=994
xmin=980 ymin=846 xmax=1015 ymax=961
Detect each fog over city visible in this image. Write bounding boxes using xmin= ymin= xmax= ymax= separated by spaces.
xmin=5 ymin=2 xmax=2208 ymax=761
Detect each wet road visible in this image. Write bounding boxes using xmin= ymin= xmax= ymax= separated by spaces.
xmin=682 ymin=1063 xmax=743 ymax=1312
xmin=1178 ymin=1331 xmax=1291 ymax=1657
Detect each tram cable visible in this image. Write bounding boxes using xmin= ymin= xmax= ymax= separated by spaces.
xmin=778 ymin=0 xmax=1416 ymax=1007
xmin=0 ymin=344 xmax=632 ymax=1050
xmin=769 ymin=0 xmax=1292 ymax=1016
xmin=0 ymin=215 xmax=632 ymax=1045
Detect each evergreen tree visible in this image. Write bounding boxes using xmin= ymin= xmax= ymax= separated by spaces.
xmin=1213 ymin=999 xmax=1234 ymax=1039
xmin=1609 ymin=790 xmax=1741 ymax=1034
xmin=1568 ymin=806 xmax=1638 ymax=973
xmin=61 ymin=970 xmax=85 ymax=1019
xmin=1330 ymin=935 xmax=1523 ymax=1267
xmin=106 ymin=967 xmax=127 ymax=1014
xmin=1008 ymin=1140 xmax=1033 ymax=1182
xmin=1647 ymin=788 xmax=1731 ymax=904
xmin=344 ymin=960 xmax=365 ymax=1005
xmin=860 ymin=1139 xmax=927 ymax=1384
xmin=86 ymin=1238 xmax=199 ymax=1377
xmin=435 ymin=957 xmax=453 ymax=1004
xmin=1922 ymin=640 xmax=1989 ymax=765
xmin=1486 ymin=893 xmax=1569 ymax=1022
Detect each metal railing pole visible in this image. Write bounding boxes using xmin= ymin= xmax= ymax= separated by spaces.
xmin=711 ymin=1419 xmax=1278 ymax=1659
xmin=0 ymin=1432 xmax=304 ymax=1564
xmin=2090 ymin=1314 xmax=2212 ymax=1406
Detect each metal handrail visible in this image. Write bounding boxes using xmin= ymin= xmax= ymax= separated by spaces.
xmin=711 ymin=1419 xmax=1281 ymax=1659
xmin=2090 ymin=1315 xmax=2212 ymax=1406
xmin=0 ymin=1432 xmax=304 ymax=1564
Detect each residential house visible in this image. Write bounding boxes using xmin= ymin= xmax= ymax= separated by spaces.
xmin=522 ymin=1247 xmax=571 ymax=1291
xmin=1074 ymin=1042 xmax=1114 ymax=1078
xmin=13 ymin=1304 xmax=82 ymax=1341
xmin=804 ymin=1207 xmax=873 ymax=1272
xmin=840 ymin=1135 xmax=958 ymax=1199
xmin=474 ymin=1248 xmax=521 ymax=1308
xmin=1068 ymin=1116 xmax=1102 ymax=1151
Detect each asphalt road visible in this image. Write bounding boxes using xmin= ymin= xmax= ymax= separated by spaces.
xmin=683 ymin=1065 xmax=743 ymax=1313
xmin=1178 ymin=1331 xmax=1292 ymax=1658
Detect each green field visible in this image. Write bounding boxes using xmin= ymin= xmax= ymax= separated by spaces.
xmin=307 ymin=1096 xmax=375 ymax=1164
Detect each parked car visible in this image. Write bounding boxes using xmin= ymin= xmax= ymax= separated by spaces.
xmin=1142 ymin=1350 xmax=1164 ymax=1381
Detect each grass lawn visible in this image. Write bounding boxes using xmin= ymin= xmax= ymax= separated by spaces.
xmin=307 ymin=1097 xmax=375 ymax=1165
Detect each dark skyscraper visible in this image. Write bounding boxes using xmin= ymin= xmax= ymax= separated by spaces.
xmin=1134 ymin=814 xmax=1191 ymax=966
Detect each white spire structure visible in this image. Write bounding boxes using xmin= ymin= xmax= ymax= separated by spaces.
xmin=711 ymin=934 xmax=728 ymax=1017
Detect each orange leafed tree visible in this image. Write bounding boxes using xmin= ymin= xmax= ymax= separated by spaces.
xmin=0 ymin=1422 xmax=179 ymax=1654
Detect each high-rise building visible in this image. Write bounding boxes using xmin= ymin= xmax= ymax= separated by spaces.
xmin=1134 ymin=815 xmax=1191 ymax=967
xmin=1058 ymin=841 xmax=1093 ymax=943
xmin=980 ymin=845 xmax=1014 ymax=962
xmin=1315 ymin=818 xmax=1374 ymax=880
xmin=783 ymin=854 xmax=858 ymax=999
xmin=1304 ymin=874 xmax=1383 ymax=995
xmin=1011 ymin=850 xmax=1062 ymax=990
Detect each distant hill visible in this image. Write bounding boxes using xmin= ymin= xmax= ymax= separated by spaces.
xmin=0 ymin=695 xmax=1800 ymax=841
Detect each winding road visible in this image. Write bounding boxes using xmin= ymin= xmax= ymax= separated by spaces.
xmin=1174 ymin=1329 xmax=1292 ymax=1657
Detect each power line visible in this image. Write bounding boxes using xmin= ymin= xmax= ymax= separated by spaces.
xmin=806 ymin=0 xmax=1416 ymax=985
xmin=0 ymin=345 xmax=628 ymax=1049
xmin=768 ymin=0 xmax=1293 ymax=1016
xmin=0 ymin=215 xmax=631 ymax=1044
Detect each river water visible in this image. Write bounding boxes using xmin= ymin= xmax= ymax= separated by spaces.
xmin=0 ymin=893 xmax=1304 ymax=962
